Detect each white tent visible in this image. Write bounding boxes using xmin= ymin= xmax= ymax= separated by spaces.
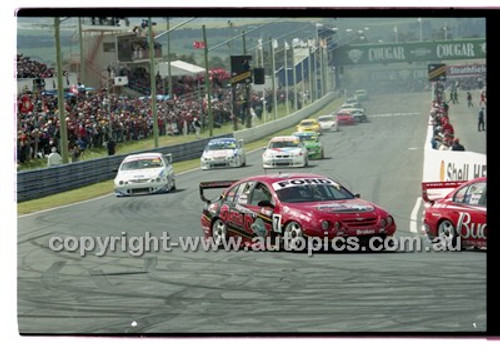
xmin=158 ymin=60 xmax=205 ymax=78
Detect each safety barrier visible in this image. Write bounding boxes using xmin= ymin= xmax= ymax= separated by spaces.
xmin=17 ymin=134 xmax=232 ymax=202
xmin=234 ymin=92 xmax=339 ymax=143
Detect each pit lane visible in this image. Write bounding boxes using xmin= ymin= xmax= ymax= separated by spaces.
xmin=17 ymin=90 xmax=486 ymax=334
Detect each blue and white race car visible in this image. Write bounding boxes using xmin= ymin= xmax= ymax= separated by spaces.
xmin=262 ymin=136 xmax=308 ymax=168
xmin=114 ymin=152 xmax=176 ymax=196
xmin=200 ymin=137 xmax=246 ymax=170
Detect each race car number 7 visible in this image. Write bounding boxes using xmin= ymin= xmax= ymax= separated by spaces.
xmin=272 ymin=214 xmax=282 ymax=233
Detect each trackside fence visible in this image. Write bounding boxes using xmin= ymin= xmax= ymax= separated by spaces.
xmin=17 ymin=134 xmax=232 ymax=202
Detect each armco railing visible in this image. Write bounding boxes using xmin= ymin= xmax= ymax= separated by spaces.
xmin=234 ymin=92 xmax=338 ymax=143
xmin=17 ymin=134 xmax=232 ymax=202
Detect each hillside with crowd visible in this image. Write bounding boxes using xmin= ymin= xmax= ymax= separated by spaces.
xmin=17 ymin=54 xmax=56 ymax=78
xmin=16 ymin=55 xmax=299 ymax=167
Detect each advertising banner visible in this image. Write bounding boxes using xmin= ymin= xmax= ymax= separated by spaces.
xmin=447 ymin=63 xmax=486 ymax=77
xmin=336 ymin=38 xmax=486 ymax=65
xmin=423 ymin=127 xmax=486 ymax=182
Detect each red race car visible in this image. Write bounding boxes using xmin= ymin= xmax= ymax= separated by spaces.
xmin=335 ymin=109 xmax=357 ymax=125
xmin=422 ymin=177 xmax=487 ymax=250
xmin=199 ymin=173 xmax=396 ymax=251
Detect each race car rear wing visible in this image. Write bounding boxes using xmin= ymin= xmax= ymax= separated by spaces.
xmin=199 ymin=180 xmax=238 ymax=203
xmin=422 ymin=181 xmax=464 ymax=203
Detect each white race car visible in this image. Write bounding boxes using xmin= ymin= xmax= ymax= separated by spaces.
xmin=114 ymin=152 xmax=176 ymax=196
xmin=317 ymin=114 xmax=339 ymax=132
xmin=262 ymin=135 xmax=308 ymax=168
xmin=200 ymin=137 xmax=246 ymax=170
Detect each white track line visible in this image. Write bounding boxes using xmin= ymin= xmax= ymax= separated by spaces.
xmin=409 ymin=196 xmax=423 ymax=234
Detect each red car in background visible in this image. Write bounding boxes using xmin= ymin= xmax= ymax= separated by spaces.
xmin=422 ymin=177 xmax=487 ymax=250
xmin=336 ymin=109 xmax=357 ymax=125
xmin=199 ymin=173 xmax=396 ymax=251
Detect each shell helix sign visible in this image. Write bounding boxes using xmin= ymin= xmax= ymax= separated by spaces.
xmin=438 ymin=158 xmax=487 ymax=182
xmin=336 ymin=39 xmax=486 ymax=65
xmin=424 ymin=149 xmax=486 ymax=183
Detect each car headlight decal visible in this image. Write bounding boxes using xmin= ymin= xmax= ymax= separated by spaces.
xmin=386 ymin=216 xmax=394 ymax=226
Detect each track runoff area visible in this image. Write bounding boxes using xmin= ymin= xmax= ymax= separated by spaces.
xmin=17 ymin=89 xmax=486 ymax=334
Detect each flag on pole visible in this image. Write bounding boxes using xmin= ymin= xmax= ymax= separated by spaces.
xmin=284 ymin=41 xmax=289 ymax=50
xmin=257 ymin=38 xmax=263 ymax=50
xmin=193 ymin=41 xmax=206 ymax=49
xmin=272 ymin=39 xmax=278 ymax=49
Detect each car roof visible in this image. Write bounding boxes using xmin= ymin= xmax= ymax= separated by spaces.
xmin=293 ymin=131 xmax=319 ymax=137
xmin=122 ymin=152 xmax=163 ymax=162
xmin=269 ymin=135 xmax=300 ymax=142
xmin=208 ymin=137 xmax=237 ymax=143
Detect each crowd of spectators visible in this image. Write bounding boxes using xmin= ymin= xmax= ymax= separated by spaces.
xmin=445 ymin=76 xmax=485 ymax=91
xmin=16 ymin=54 xmax=56 ymax=79
xmin=429 ymin=82 xmax=465 ymax=151
xmin=16 ymin=56 xmax=310 ymax=167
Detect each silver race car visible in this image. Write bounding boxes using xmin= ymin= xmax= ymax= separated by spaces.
xmin=262 ymin=136 xmax=308 ymax=168
xmin=114 ymin=152 xmax=176 ymax=196
xmin=200 ymin=137 xmax=246 ymax=170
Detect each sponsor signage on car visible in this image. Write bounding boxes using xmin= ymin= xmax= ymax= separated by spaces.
xmin=272 ymin=178 xmax=338 ymax=190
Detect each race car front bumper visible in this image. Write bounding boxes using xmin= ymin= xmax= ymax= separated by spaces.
xmin=201 ymin=157 xmax=240 ymax=169
xmin=307 ymin=148 xmax=323 ymax=159
xmin=263 ymin=155 xmax=306 ymax=168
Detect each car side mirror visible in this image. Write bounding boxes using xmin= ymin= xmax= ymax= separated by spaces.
xmin=163 ymin=153 xmax=173 ymax=164
xmin=354 ymin=193 xmax=361 ymax=198
xmin=112 ymin=168 xmax=118 ymax=173
xmin=257 ymin=200 xmax=275 ymax=208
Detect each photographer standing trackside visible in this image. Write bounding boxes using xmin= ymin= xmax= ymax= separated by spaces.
xmin=107 ymin=138 xmax=116 ymax=156
xmin=478 ymin=107 xmax=485 ymax=132
xmin=47 ymin=147 xmax=62 ymax=167
xmin=193 ymin=118 xmax=201 ymax=139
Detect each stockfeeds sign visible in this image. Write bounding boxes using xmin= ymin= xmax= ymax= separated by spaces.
xmin=447 ymin=63 xmax=486 ymax=77
xmin=336 ymin=38 xmax=486 ymax=65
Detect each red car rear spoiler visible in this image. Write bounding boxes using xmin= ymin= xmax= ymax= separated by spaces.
xmin=421 ymin=181 xmax=464 ymax=203
xmin=199 ymin=180 xmax=238 ymax=203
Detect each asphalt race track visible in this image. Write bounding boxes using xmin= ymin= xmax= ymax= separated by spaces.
xmin=17 ymin=90 xmax=487 ymax=334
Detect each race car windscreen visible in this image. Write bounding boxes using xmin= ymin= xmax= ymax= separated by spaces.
xmin=120 ymin=158 xmax=164 ymax=170
xmin=300 ymin=121 xmax=315 ymax=126
xmin=269 ymin=140 xmax=299 ymax=149
xmin=276 ymin=184 xmax=355 ymax=203
xmin=206 ymin=141 xmax=236 ymax=150
xmin=318 ymin=116 xmax=333 ymax=122
xmin=297 ymin=135 xmax=318 ymax=142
